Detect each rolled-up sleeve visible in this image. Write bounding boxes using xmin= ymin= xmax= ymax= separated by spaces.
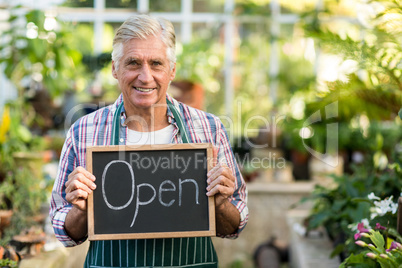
xmin=49 ymin=126 xmax=87 ymax=247
xmin=215 ymin=120 xmax=249 ymax=238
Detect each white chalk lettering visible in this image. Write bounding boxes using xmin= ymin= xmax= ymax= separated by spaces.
xmin=101 ymin=160 xmax=201 ymax=228
xmin=102 ymin=160 xmax=135 ymax=210
xmin=159 ymin=180 xmax=176 ymax=207
xmin=130 ymin=183 xmax=156 ymax=227
xmin=179 ymin=179 xmax=199 ymax=206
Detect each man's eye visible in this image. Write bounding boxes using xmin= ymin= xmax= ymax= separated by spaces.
xmin=152 ymin=61 xmax=162 ymax=66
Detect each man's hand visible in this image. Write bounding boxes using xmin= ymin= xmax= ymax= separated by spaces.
xmin=206 ymin=147 xmax=235 ymax=208
xmin=206 ymin=147 xmax=240 ymax=235
xmin=65 ymin=166 xmax=96 ymax=211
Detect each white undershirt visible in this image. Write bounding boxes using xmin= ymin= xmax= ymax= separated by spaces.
xmin=126 ymin=124 xmax=175 ymax=145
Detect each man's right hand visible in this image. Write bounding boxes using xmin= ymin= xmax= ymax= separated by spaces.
xmin=65 ymin=166 xmax=96 ymax=212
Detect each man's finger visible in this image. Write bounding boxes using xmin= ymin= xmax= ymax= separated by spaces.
xmin=206 ymin=184 xmax=234 ymax=197
xmin=207 ymin=165 xmax=234 ymax=185
xmin=66 ymin=172 xmax=97 ymax=190
xmin=66 ymin=189 xmax=89 ymax=203
xmin=207 ymin=174 xmax=234 ymax=190
xmin=66 ymin=179 xmax=93 ymax=195
xmin=68 ymin=166 xmax=96 ymax=182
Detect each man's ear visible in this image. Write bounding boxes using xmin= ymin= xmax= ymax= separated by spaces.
xmin=112 ymin=61 xmax=118 ymax=79
xmin=170 ymin=63 xmax=176 ymax=81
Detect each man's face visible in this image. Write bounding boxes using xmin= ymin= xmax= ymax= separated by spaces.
xmin=112 ymin=35 xmax=176 ymax=115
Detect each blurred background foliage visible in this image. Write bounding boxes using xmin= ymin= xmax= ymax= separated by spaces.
xmin=0 ymin=0 xmax=401 ymax=265
xmin=0 ymin=0 xmax=400 ymax=179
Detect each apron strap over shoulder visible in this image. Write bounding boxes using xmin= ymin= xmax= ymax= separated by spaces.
xmin=112 ymin=98 xmax=191 ymax=145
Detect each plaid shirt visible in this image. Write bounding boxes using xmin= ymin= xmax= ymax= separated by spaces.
xmin=49 ymin=94 xmax=248 ymax=247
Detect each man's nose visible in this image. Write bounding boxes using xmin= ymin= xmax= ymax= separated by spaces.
xmin=138 ymin=64 xmax=153 ymax=83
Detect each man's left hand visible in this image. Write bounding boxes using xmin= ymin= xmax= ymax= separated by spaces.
xmin=206 ymin=147 xmax=235 ymax=208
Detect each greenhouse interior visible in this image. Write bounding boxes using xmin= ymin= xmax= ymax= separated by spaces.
xmin=0 ymin=0 xmax=401 ymax=267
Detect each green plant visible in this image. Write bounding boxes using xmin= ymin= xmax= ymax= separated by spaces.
xmin=0 ymin=7 xmax=85 ymax=98
xmin=299 ymin=0 xmax=402 ymax=121
xmin=0 ymin=101 xmax=45 ymax=175
xmin=0 ymin=258 xmax=18 ymax=268
xmin=0 ymin=165 xmax=50 ymax=244
xmin=340 ymin=190 xmax=402 ymax=267
xmin=175 ymin=36 xmax=225 ymax=115
xmin=0 ymin=103 xmax=48 ymax=244
xmin=0 ymin=6 xmax=89 ymax=136
xmin=302 ymin=146 xmax=402 ymax=256
xmin=342 ymin=227 xmax=402 ymax=267
xmin=302 ymin=109 xmax=402 ymax=260
xmin=0 ymin=7 xmax=84 ymax=241
xmin=339 ymin=141 xmax=402 ymax=266
xmin=176 ymin=30 xmax=276 ymax=136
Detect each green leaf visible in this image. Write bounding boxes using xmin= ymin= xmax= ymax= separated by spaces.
xmin=342 ymin=253 xmax=376 ymax=267
xmin=330 ymin=243 xmax=345 ymax=258
xmin=387 ymin=228 xmax=402 ymax=243
xmin=375 ymin=133 xmax=384 ymax=151
xmin=308 ymin=210 xmax=332 ymax=228
xmin=370 ymin=230 xmax=385 ymax=252
xmin=378 ymin=257 xmax=393 ymax=268
xmin=351 ymin=197 xmax=373 ymax=204
xmin=17 ymin=125 xmax=32 ymax=143
xmin=399 ymin=108 xmax=402 ymax=120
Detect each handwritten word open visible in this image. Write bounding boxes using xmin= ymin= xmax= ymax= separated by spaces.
xmin=101 ymin=160 xmax=200 ymax=228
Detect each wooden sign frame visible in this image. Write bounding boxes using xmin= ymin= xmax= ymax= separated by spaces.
xmin=86 ymin=143 xmax=215 ymax=240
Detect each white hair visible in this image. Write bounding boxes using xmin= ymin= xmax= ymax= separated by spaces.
xmin=112 ymin=14 xmax=176 ymax=70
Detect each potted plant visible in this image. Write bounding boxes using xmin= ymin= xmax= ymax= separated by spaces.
xmin=0 ymin=6 xmax=85 ymax=253
xmin=0 ymin=102 xmax=49 ymax=245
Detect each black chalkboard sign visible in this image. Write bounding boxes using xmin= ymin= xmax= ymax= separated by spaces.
xmin=86 ymin=143 xmax=215 ymax=240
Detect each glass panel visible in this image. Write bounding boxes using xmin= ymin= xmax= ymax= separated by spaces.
xmin=238 ymin=22 xmax=269 ymax=40
xmin=108 ymin=22 xmax=123 ymax=32
xmin=235 ymin=1 xmax=270 ymax=16
xmin=150 ymin=0 xmax=181 ymax=12
xmin=103 ymin=23 xmax=116 ymax=53
xmin=105 ymin=0 xmax=137 ymax=8
xmin=61 ymin=0 xmax=138 ymax=8
xmin=193 ymin=0 xmax=224 ymax=13
xmin=65 ymin=22 xmax=94 ymax=54
xmin=192 ymin=22 xmax=221 ymax=40
xmin=172 ymin=23 xmax=182 ymax=42
xmin=62 ymin=0 xmax=94 ymax=8
xmin=234 ymin=22 xmax=271 ymax=131
xmin=175 ymin=22 xmax=223 ymax=114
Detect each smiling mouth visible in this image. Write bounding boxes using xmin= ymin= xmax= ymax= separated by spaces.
xmin=134 ymin=87 xmax=156 ymax=92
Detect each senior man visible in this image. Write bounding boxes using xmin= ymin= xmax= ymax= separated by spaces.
xmin=50 ymin=14 xmax=248 ymax=267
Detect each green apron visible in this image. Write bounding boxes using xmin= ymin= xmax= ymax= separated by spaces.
xmin=84 ymin=99 xmax=218 ymax=268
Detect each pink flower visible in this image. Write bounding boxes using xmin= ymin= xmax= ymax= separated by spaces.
xmin=375 ymin=223 xmax=386 ymax=230
xmin=366 ymin=252 xmax=377 ymax=259
xmin=354 ymin=232 xmax=361 ymax=240
xmin=357 ymin=222 xmax=370 ymax=233
xmin=354 ymin=222 xmax=371 ymax=240
xmin=386 ymin=241 xmax=402 ymax=252
xmin=355 ymin=240 xmax=368 ymax=247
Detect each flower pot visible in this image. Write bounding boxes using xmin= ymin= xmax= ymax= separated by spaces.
xmin=0 ymin=210 xmax=13 ymax=237
xmin=12 ymin=152 xmax=45 ymax=179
